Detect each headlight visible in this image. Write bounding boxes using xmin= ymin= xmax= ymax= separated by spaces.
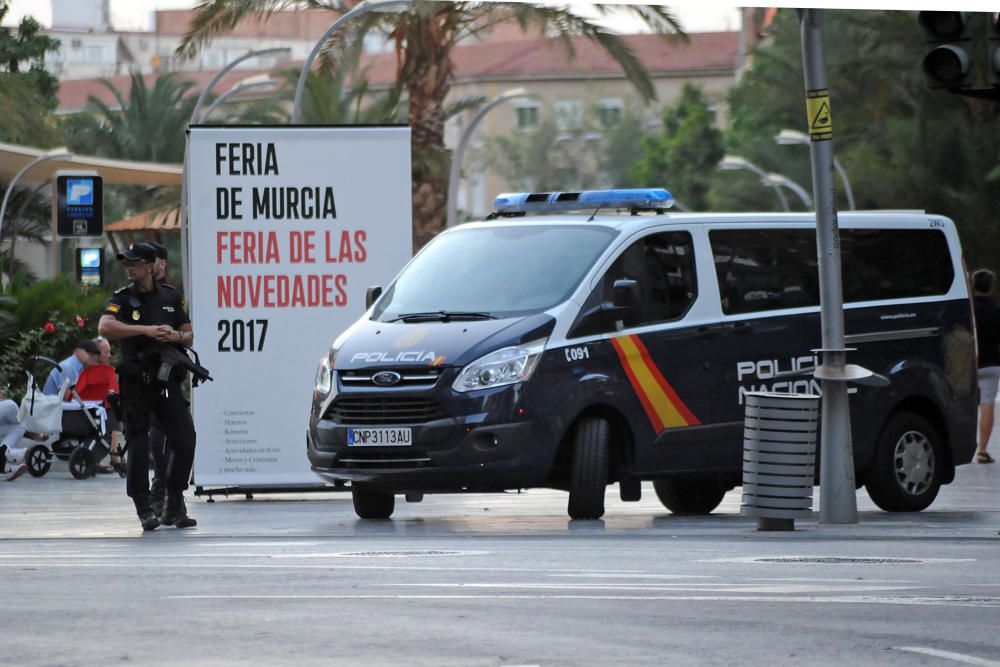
xmin=452 ymin=338 xmax=547 ymax=393
xmin=314 ymin=356 xmax=333 ymax=395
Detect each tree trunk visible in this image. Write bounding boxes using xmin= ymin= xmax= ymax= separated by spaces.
xmin=404 ymin=12 xmax=455 ymax=252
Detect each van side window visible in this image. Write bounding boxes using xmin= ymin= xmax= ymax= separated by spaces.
xmin=711 ymin=228 xmax=954 ymax=315
xmin=574 ymin=232 xmax=697 ymax=335
xmin=711 ymin=229 xmax=819 ymax=315
xmin=841 ymin=229 xmax=953 ymax=301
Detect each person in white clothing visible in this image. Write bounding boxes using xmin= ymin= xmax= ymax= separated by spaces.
xmin=1 ymin=385 xmax=30 ymax=480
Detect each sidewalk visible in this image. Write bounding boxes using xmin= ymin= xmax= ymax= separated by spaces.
xmin=1 ymin=459 xmax=997 ymax=541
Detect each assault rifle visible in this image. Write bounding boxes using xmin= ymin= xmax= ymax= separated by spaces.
xmin=150 ymin=344 xmax=213 ymax=386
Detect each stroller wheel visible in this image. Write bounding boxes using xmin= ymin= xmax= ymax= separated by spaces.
xmin=25 ymin=445 xmax=52 ymax=478
xmin=68 ymin=448 xmax=96 ymax=480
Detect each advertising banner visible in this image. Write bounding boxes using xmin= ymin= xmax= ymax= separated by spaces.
xmin=187 ymin=126 xmax=412 ymax=487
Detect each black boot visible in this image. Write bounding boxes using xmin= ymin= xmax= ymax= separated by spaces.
xmin=150 ymin=479 xmax=166 ymax=517
xmin=133 ymin=496 xmax=160 ymax=532
xmin=160 ymin=490 xmax=197 ymax=528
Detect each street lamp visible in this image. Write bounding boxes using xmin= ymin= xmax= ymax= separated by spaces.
xmin=763 ymin=172 xmax=813 ymax=209
xmin=718 ymin=155 xmax=790 ymax=211
xmin=775 ymin=128 xmax=855 ymax=210
xmin=200 ymin=75 xmax=278 ymax=122
xmin=0 ymin=147 xmax=73 ymax=275
xmin=291 ymin=0 xmax=413 ymax=124
xmin=446 ymin=88 xmax=537 ymax=228
xmin=181 ymin=47 xmax=291 ymax=292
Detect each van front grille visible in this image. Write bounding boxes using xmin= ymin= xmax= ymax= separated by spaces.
xmin=339 ymin=368 xmax=442 ymax=388
xmin=326 ymin=397 xmax=449 ymax=425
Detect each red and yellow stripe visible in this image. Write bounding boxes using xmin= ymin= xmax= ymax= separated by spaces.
xmin=610 ymin=334 xmax=700 ymax=432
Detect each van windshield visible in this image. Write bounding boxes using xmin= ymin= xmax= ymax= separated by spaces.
xmin=372 ymin=224 xmax=617 ymax=321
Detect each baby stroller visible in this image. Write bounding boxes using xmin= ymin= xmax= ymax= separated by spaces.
xmin=19 ymin=357 xmax=125 ymax=480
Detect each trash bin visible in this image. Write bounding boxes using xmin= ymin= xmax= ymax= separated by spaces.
xmin=740 ymin=391 xmax=820 ymax=531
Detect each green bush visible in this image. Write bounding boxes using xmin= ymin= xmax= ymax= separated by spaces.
xmin=0 ymin=274 xmax=110 ymax=399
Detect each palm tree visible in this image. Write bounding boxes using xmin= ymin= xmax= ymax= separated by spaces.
xmin=178 ymin=1 xmax=683 ymax=248
xmin=62 ymin=71 xmax=199 ymax=164
xmin=0 ymin=183 xmax=50 ymax=282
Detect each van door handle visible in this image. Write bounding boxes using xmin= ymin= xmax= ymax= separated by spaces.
xmin=730 ymin=322 xmax=753 ymax=334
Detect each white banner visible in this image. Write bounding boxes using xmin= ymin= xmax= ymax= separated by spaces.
xmin=188 ymin=126 xmax=412 ymax=487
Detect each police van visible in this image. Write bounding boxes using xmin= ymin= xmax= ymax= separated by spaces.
xmin=307 ymin=188 xmax=977 ymax=520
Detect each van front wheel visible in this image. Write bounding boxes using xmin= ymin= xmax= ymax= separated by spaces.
xmin=567 ymin=417 xmax=610 ymax=520
xmin=352 ymin=485 xmax=395 ymax=519
xmin=865 ymin=413 xmax=942 ymax=512
xmin=653 ymin=480 xmax=726 ymax=515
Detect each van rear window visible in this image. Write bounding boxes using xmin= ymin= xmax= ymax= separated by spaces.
xmin=710 ymin=228 xmax=954 ymax=315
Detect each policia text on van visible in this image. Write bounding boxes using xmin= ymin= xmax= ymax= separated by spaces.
xmin=307 ymin=188 xmax=977 ymax=520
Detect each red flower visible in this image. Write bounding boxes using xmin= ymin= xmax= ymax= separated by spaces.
xmin=43 ymin=322 xmax=56 ymax=334
xmin=75 ymin=315 xmax=85 ymax=328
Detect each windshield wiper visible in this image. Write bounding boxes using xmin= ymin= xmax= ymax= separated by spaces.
xmin=389 ymin=310 xmax=496 ymax=323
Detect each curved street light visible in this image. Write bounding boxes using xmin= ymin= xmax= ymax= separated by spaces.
xmin=764 ymin=172 xmax=813 ymax=209
xmin=201 ymin=75 xmax=278 ymax=122
xmin=446 ymin=88 xmax=537 ymax=228
xmin=181 ymin=47 xmax=291 ymax=292
xmin=291 ymin=0 xmax=413 ymax=124
xmin=775 ymin=128 xmax=855 ymax=210
xmin=718 ymin=155 xmax=790 ymax=212
xmin=0 ymin=147 xmax=73 ymax=276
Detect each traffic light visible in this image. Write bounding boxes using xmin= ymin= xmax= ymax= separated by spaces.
xmin=989 ymin=12 xmax=1000 ymax=87
xmin=918 ymin=11 xmax=975 ymax=89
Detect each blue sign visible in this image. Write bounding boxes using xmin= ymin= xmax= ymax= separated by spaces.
xmin=56 ymin=173 xmax=103 ymax=237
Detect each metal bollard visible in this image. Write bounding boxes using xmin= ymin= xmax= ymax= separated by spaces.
xmin=740 ymin=391 xmax=820 ymax=531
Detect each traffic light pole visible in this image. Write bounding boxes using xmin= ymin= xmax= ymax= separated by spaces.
xmin=797 ymin=9 xmax=858 ymax=524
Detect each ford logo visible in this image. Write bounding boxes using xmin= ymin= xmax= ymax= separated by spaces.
xmin=372 ymin=371 xmax=402 ymax=386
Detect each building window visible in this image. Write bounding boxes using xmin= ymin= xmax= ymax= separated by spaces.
xmin=86 ymin=45 xmax=107 ymax=62
xmin=515 ymin=101 xmax=540 ymax=130
xmin=596 ymin=97 xmax=623 ymax=127
xmin=71 ymin=39 xmax=82 ymax=49
xmin=554 ymin=100 xmax=583 ymax=131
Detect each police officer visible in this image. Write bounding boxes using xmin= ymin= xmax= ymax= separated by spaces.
xmin=145 ymin=241 xmax=171 ymax=515
xmin=97 ymin=242 xmax=197 ymax=531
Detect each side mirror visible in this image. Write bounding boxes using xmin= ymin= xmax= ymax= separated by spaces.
xmin=613 ymin=279 xmax=639 ymax=312
xmin=365 ymin=286 xmax=383 ymax=309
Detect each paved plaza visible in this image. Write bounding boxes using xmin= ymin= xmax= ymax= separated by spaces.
xmin=2 ymin=462 xmax=998 ymax=666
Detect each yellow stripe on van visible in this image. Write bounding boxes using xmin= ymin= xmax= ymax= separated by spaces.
xmin=612 ymin=334 xmax=699 ymax=432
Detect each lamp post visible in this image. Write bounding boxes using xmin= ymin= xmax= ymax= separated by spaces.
xmin=446 ymin=88 xmax=536 ymax=228
xmin=775 ymin=128 xmax=855 ymax=210
xmin=0 ymin=148 xmax=72 ymax=277
xmin=181 ymin=47 xmax=291 ymax=293
xmin=291 ymin=0 xmax=412 ymax=125
xmin=763 ymin=172 xmax=813 ymax=209
xmin=200 ymin=75 xmax=277 ymax=122
xmin=718 ymin=155 xmax=790 ymax=211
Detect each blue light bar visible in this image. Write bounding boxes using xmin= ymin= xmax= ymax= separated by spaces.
xmin=492 ymin=188 xmax=674 ymax=214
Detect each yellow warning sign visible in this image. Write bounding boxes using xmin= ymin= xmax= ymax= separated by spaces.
xmin=805 ymin=89 xmax=832 ymax=141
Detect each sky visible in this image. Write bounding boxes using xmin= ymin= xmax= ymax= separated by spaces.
xmin=3 ymin=0 xmax=742 ymax=33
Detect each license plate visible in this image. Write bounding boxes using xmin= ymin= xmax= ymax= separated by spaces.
xmin=346 ymin=427 xmax=412 ymax=447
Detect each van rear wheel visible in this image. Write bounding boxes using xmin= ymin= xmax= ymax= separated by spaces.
xmin=865 ymin=413 xmax=942 ymax=512
xmin=653 ymin=480 xmax=726 ymax=515
xmin=352 ymin=485 xmax=395 ymax=519
xmin=567 ymin=417 xmax=610 ymax=520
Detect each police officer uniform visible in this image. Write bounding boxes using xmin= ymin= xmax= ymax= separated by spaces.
xmin=101 ymin=243 xmax=196 ymax=529
xmin=145 ymin=241 xmax=171 ymax=514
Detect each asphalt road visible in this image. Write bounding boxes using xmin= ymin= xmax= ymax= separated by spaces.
xmin=2 ymin=463 xmax=998 ymax=666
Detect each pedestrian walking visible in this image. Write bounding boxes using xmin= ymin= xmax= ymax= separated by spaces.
xmin=97 ymin=243 xmax=198 ymax=531
xmin=972 ymin=268 xmax=999 ymax=463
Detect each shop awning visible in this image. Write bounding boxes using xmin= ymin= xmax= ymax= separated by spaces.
xmin=0 ymin=142 xmax=182 ymax=187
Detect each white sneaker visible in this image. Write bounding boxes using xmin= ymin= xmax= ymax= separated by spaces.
xmin=5 ymin=463 xmax=27 ymax=481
